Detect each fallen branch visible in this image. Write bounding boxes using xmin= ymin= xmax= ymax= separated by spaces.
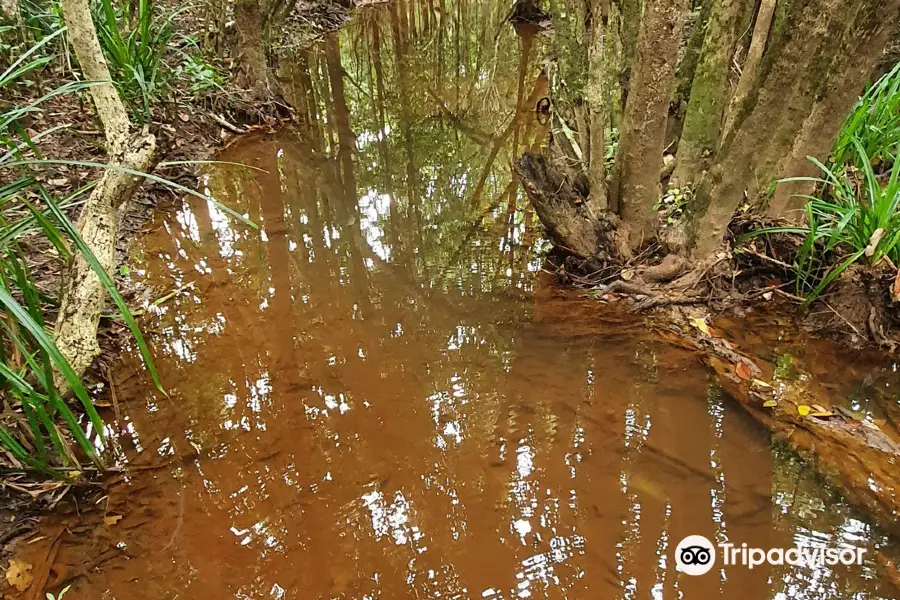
xmin=657 ymin=308 xmax=900 ymax=539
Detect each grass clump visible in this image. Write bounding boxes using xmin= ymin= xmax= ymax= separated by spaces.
xmin=752 ymin=65 xmax=900 ymax=302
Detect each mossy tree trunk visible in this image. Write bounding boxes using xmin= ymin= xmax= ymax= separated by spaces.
xmin=520 ymin=0 xmax=900 ymax=264
xmin=614 ymin=0 xmax=689 ymax=249
xmin=688 ymin=0 xmax=900 ymax=257
xmin=584 ymin=0 xmax=622 ymax=213
xmin=673 ymin=0 xmax=754 ymax=185
xmin=767 ymin=1 xmax=897 ymax=218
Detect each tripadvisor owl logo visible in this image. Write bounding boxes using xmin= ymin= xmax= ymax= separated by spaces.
xmin=676 ymin=535 xmax=716 ymax=576
xmin=675 ymin=534 xmax=868 ymax=576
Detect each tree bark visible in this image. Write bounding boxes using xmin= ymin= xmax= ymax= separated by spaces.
xmin=234 ymin=0 xmax=273 ymax=100
xmin=58 ymin=0 xmax=156 ymax=383
xmin=514 ymin=153 xmax=606 ymax=259
xmin=673 ymin=0 xmax=754 ymax=185
xmin=720 ymin=0 xmax=778 ymax=140
xmin=688 ymin=0 xmax=899 ymax=258
xmin=615 ymin=0 xmax=688 ymax=248
xmin=767 ymin=0 xmax=898 ymax=219
xmin=584 ymin=0 xmax=620 ymax=213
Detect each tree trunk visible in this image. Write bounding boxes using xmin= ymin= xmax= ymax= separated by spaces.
xmin=720 ymin=0 xmax=778 ymax=140
xmin=618 ymin=0 xmax=642 ymax=101
xmin=584 ymin=0 xmax=621 ymax=213
xmin=0 ymin=0 xmax=21 ymax=31
xmin=615 ymin=0 xmax=688 ymax=248
xmin=234 ymin=0 xmax=273 ymax=100
xmin=688 ymin=0 xmax=898 ymax=258
xmin=673 ymin=0 xmax=753 ymax=185
xmin=57 ymin=0 xmax=156 ymax=383
xmin=514 ymin=153 xmax=610 ymax=259
xmin=767 ymin=1 xmax=897 ymax=219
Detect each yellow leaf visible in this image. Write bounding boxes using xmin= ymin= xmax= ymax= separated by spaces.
xmin=104 ymin=514 xmax=123 ymax=527
xmin=752 ymin=379 xmax=773 ymax=388
xmin=5 ymin=559 xmax=33 ymax=591
xmin=809 ymin=411 xmax=833 ymax=418
xmin=690 ymin=317 xmax=711 ymax=336
xmin=763 ymin=400 xmax=777 ymax=408
xmin=798 ymin=405 xmax=811 ymax=416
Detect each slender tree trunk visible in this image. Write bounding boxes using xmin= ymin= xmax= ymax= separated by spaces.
xmin=615 ymin=0 xmax=689 ymax=248
xmin=584 ymin=0 xmax=618 ymax=213
xmin=57 ymin=0 xmax=156 ymax=383
xmin=0 ymin=0 xmax=22 ymax=33
xmin=720 ymin=0 xmax=777 ymax=139
xmin=673 ymin=0 xmax=754 ymax=185
xmin=618 ymin=0 xmax=642 ymax=106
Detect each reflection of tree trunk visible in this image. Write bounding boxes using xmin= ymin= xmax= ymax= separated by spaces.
xmin=470 ymin=71 xmax=548 ymax=208
xmin=294 ymin=51 xmax=321 ymax=145
xmin=325 ymin=34 xmax=371 ymax=306
xmin=257 ymin=143 xmax=303 ymax=382
xmin=388 ymin=1 xmax=419 ymax=233
xmin=370 ymin=15 xmax=405 ymax=256
xmin=325 ymin=34 xmax=357 ymax=212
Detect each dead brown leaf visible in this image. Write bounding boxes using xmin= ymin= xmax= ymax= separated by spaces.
xmin=735 ymin=362 xmax=753 ymax=380
xmin=5 ymin=559 xmax=33 ymax=591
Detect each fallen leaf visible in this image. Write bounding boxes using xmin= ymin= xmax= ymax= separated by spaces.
xmin=621 ymin=269 xmax=635 ymax=281
xmin=103 ymin=515 xmax=123 ymax=527
xmin=690 ymin=316 xmax=711 ymax=336
xmin=862 ymin=420 xmax=881 ymax=431
xmin=763 ymin=400 xmax=777 ymax=408
xmin=798 ymin=405 xmax=811 ymax=416
xmin=5 ymin=559 xmax=33 ymax=591
xmin=751 ymin=379 xmax=772 ymax=388
xmin=762 ymin=291 xmax=773 ymax=301
xmin=178 ymin=111 xmax=190 ymax=122
xmin=812 ymin=404 xmax=828 ymax=413
xmin=735 ymin=362 xmax=753 ymax=380
xmin=48 ymin=177 xmax=68 ymax=187
xmin=809 ymin=410 xmax=834 ymax=418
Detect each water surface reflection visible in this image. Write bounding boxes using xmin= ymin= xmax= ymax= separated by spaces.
xmin=45 ymin=4 xmax=900 ymax=599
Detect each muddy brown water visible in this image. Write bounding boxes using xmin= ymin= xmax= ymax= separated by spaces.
xmin=20 ymin=6 xmax=900 ymax=599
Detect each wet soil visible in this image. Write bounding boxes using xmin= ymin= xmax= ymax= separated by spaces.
xmin=7 ymin=4 xmax=900 ymax=599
